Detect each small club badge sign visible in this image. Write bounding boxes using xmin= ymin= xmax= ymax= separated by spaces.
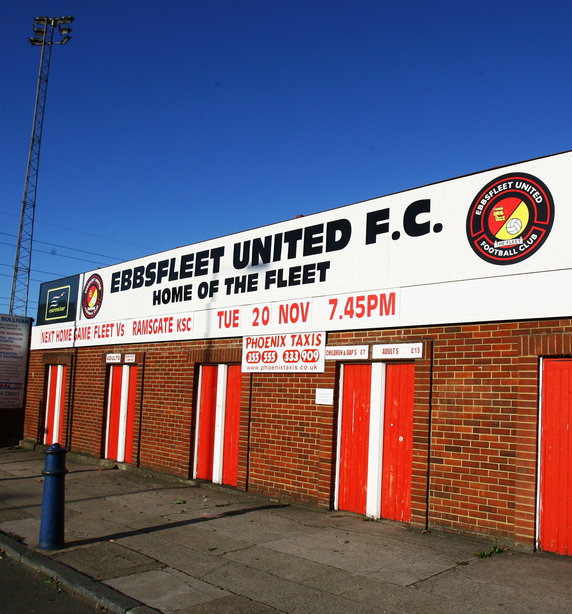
xmin=82 ymin=274 xmax=104 ymax=318
xmin=242 ymin=331 xmax=325 ymax=373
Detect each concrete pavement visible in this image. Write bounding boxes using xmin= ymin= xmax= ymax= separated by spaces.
xmin=1 ymin=445 xmax=571 ymax=614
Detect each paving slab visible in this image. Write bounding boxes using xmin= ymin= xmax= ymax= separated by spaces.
xmin=199 ymin=508 xmax=318 ymax=544
xmin=284 ymin=587 xmax=391 ymax=614
xmin=273 ymin=507 xmax=490 ymax=559
xmin=154 ymin=521 xmax=254 ymax=554
xmin=201 ymin=559 xmax=390 ymax=613
xmin=202 ymin=559 xmax=321 ymax=606
xmin=414 ymin=551 xmax=572 ymax=614
xmin=266 ymin=525 xmax=470 ymax=585
xmin=116 ymin=532 xmax=234 ymax=578
xmin=222 ymin=544 xmax=339 ymax=582
xmin=0 ymin=486 xmax=44 ymax=511
xmin=104 ymin=567 xmax=231 ymax=613
xmin=292 ymin=566 xmax=356 ymax=591
xmin=51 ymin=541 xmax=163 ymax=579
xmin=421 ymin=549 xmax=572 ymax=593
xmin=0 ymin=503 xmax=33 ymax=523
xmin=103 ymin=487 xmax=206 ymax=516
xmin=64 ymin=511 xmax=150 ymax=542
xmin=332 ymin=573 xmax=491 ymax=614
xmin=0 ymin=517 xmax=40 ymax=545
xmin=174 ymin=594 xmax=280 ymax=613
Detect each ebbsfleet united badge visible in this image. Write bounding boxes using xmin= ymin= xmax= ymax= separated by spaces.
xmin=82 ymin=274 xmax=104 ymax=318
xmin=466 ymin=172 xmax=554 ymax=265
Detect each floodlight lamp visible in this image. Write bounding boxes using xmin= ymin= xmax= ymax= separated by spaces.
xmin=58 ymin=16 xmax=74 ymax=24
xmin=59 ymin=25 xmax=72 ymax=35
xmin=33 ymin=27 xmax=45 ymax=35
xmin=34 ymin=16 xmax=48 ymax=24
xmin=59 ymin=35 xmax=71 ymax=45
xmin=29 ymin=37 xmax=44 ymax=46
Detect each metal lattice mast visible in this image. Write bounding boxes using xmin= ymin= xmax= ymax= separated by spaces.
xmin=9 ymin=16 xmax=74 ymax=316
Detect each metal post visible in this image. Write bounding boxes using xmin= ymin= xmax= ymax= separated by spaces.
xmin=38 ymin=443 xmax=68 ymax=550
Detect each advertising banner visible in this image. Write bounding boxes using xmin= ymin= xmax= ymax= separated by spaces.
xmin=0 ymin=314 xmax=32 ymax=408
xmin=30 ymin=152 xmax=572 ymax=349
xmin=242 ymin=332 xmax=325 ymax=372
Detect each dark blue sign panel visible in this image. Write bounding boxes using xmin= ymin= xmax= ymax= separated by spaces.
xmin=37 ymin=275 xmax=80 ymax=326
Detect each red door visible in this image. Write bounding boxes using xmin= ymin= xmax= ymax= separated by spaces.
xmin=195 ymin=365 xmax=242 ymax=486
xmin=195 ymin=366 xmax=218 ymax=481
xmin=382 ymin=363 xmax=414 ymax=522
xmin=337 ymin=362 xmax=414 ymax=520
xmin=44 ymin=364 xmax=67 ymax=445
xmin=222 ymin=365 xmax=242 ymax=486
xmin=105 ymin=365 xmax=137 ymax=463
xmin=540 ymin=359 xmax=572 ymax=554
xmin=338 ymin=364 xmax=372 ymax=514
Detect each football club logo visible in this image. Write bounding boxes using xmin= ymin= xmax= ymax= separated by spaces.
xmin=82 ymin=274 xmax=104 ymax=318
xmin=466 ymin=172 xmax=554 ymax=265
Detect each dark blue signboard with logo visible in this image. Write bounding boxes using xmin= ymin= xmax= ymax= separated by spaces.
xmin=37 ymin=275 xmax=80 ymax=326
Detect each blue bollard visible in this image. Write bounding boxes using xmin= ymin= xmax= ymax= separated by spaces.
xmin=38 ymin=443 xmax=68 ymax=550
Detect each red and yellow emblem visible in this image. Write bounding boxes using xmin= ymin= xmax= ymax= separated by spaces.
xmin=82 ymin=274 xmax=104 ymax=318
xmin=466 ymin=172 xmax=554 ymax=265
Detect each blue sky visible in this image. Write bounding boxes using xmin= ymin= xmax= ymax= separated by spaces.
xmin=1 ymin=0 xmax=571 ymax=316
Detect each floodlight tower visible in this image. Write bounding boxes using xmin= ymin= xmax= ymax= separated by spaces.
xmin=9 ymin=16 xmax=74 ymax=316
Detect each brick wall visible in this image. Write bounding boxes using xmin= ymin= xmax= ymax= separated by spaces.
xmin=247 ymin=364 xmax=337 ymax=507
xmin=24 ymin=318 xmax=572 ymax=546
